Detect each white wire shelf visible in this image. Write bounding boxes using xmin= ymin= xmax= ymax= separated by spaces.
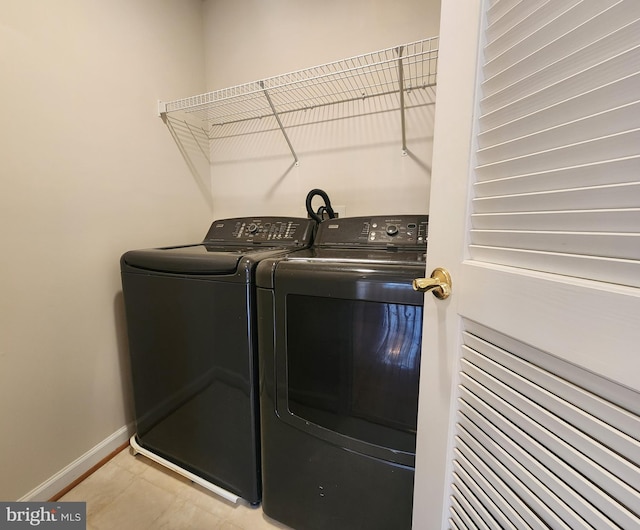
xmin=159 ymin=36 xmax=438 ymax=162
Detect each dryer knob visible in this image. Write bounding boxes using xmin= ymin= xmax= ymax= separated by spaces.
xmin=247 ymin=223 xmax=259 ymax=234
xmin=386 ymin=224 xmax=399 ymax=236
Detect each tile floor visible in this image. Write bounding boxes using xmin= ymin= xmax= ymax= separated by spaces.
xmin=59 ymin=446 xmax=293 ymax=530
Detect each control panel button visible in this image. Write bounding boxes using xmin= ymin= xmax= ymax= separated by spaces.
xmin=386 ymin=224 xmax=399 ymax=236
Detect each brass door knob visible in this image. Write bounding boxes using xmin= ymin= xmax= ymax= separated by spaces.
xmin=412 ymin=267 xmax=452 ymax=299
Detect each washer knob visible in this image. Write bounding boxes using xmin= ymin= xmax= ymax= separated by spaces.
xmin=247 ymin=223 xmax=258 ymax=234
xmin=386 ymin=224 xmax=399 ymax=236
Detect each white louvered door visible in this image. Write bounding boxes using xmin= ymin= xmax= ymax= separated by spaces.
xmin=412 ymin=1 xmax=640 ymax=528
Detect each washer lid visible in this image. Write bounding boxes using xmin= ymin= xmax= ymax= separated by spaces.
xmin=122 ymin=245 xmax=245 ymax=274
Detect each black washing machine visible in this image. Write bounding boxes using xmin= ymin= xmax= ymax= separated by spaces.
xmin=120 ymin=217 xmax=314 ymax=505
xmin=256 ymin=215 xmax=428 ymax=529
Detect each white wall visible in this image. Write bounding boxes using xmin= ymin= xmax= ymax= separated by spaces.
xmin=0 ymin=0 xmax=209 ymax=500
xmin=201 ymin=0 xmax=441 ymax=219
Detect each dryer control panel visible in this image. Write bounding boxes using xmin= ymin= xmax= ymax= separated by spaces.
xmin=315 ymin=215 xmax=428 ymax=248
xmin=204 ymin=217 xmax=315 ymax=246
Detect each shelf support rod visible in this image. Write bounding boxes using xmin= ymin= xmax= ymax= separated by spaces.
xmin=184 ymin=120 xmax=211 ymax=164
xmin=260 ymin=81 xmax=299 ymax=166
xmin=397 ymin=46 xmax=408 ymax=156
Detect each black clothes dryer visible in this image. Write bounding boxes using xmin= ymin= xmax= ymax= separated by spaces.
xmin=121 ymin=217 xmax=314 ymax=505
xmin=256 ymin=215 xmax=428 ymax=529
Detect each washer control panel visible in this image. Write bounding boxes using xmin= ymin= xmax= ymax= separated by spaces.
xmin=316 ymin=215 xmax=429 ymax=248
xmin=204 ymin=217 xmax=315 ymax=245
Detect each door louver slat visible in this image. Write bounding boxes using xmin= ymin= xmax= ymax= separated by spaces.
xmin=456 ymin=415 xmax=580 ymax=529
xmin=478 ymin=76 xmax=640 ymax=151
xmin=467 ymin=245 xmax=639 ymax=287
xmin=462 ymin=333 xmax=640 ymax=446
xmin=470 ymin=208 xmax=640 ymax=232
xmin=451 ymin=482 xmax=492 ymax=530
xmin=485 ymin=1 xmax=637 ymax=79
xmin=460 ymin=367 xmax=640 ymax=517
xmin=477 ymin=102 xmax=640 ymax=164
xmin=449 ymin=325 xmax=640 ymax=529
xmin=474 ymin=156 xmax=640 ymax=196
xmin=453 ymin=443 xmax=539 ymax=529
xmin=469 ymin=230 xmax=640 ymax=260
xmin=453 ymin=460 xmax=519 ymax=529
xmin=484 ymin=0 xmax=584 ymax=59
xmin=482 ymin=21 xmax=640 ymax=110
xmin=472 ymin=0 xmax=640 ymax=289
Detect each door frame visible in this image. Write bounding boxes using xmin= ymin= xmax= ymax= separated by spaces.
xmin=412 ymin=1 xmax=484 ymax=527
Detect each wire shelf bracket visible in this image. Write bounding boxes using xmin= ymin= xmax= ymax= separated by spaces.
xmin=259 ymin=80 xmax=299 ymax=166
xmin=158 ymin=36 xmax=438 ymax=164
xmin=397 ymin=45 xmax=408 ymax=156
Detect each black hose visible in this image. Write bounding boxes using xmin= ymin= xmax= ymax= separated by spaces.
xmin=305 ymin=189 xmax=336 ymax=223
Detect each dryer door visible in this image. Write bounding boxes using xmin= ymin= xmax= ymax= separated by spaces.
xmin=272 ymin=260 xmax=425 ymax=466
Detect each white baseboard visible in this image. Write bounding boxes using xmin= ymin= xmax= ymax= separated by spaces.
xmin=19 ymin=424 xmax=134 ymax=502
